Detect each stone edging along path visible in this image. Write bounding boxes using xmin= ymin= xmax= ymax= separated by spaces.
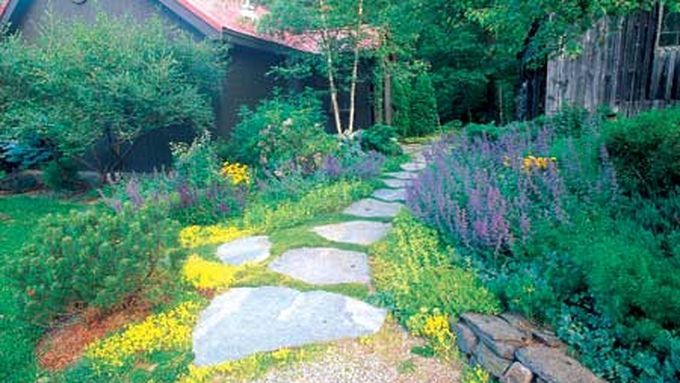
xmin=191 ymin=144 xmax=429 ymax=367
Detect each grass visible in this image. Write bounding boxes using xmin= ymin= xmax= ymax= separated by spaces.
xmin=0 ymin=194 xmax=88 ymax=383
xmin=0 ymin=194 xmax=86 ymax=255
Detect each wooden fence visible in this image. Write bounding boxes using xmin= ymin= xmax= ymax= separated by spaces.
xmin=542 ymin=5 xmax=680 ymax=117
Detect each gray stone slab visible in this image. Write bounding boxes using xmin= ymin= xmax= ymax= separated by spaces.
xmin=311 ymin=221 xmax=392 ymax=246
xmin=216 ymin=235 xmax=272 ymax=265
xmin=371 ymin=188 xmax=406 ymax=202
xmin=193 ymin=287 xmax=387 ymax=365
xmin=516 ymin=345 xmax=605 ymax=383
xmin=462 ymin=313 xmax=530 ymax=359
xmin=400 ymin=162 xmax=426 ymax=172
xmin=268 ymin=247 xmax=370 ymax=285
xmin=382 ymin=178 xmax=410 ymax=189
xmin=384 ymin=171 xmax=418 ymax=180
xmin=343 ymin=198 xmax=404 ymax=218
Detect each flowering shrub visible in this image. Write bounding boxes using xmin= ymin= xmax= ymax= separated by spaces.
xmin=86 ymin=301 xmax=201 ymax=367
xmin=407 ymin=308 xmax=457 ymax=359
xmin=221 ymin=162 xmax=251 ymax=185
xmin=408 ymin=111 xmax=680 ymax=382
xmin=520 ymin=155 xmax=557 ymax=172
xmin=407 ymin=122 xmax=617 ymax=255
xmin=179 ymin=225 xmax=252 ymax=249
xmin=183 ymin=255 xmax=237 ymax=290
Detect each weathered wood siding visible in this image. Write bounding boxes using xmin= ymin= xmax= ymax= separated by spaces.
xmin=545 ymin=6 xmax=680 ymax=117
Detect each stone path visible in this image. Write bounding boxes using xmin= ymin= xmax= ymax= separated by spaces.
xmin=217 ymin=235 xmax=272 ymax=265
xmin=193 ymin=287 xmax=387 ymax=365
xmin=343 ymin=198 xmax=404 ymax=218
xmin=311 ymin=221 xmax=392 ymax=246
xmin=372 ymin=188 xmax=406 ymax=202
xmin=191 ymin=144 xmax=432 ymax=375
xmin=268 ymin=247 xmax=371 ymax=285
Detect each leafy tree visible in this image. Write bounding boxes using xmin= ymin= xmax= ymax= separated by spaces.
xmin=0 ymin=12 xmax=227 ymax=177
xmin=261 ymin=0 xmax=371 ymax=135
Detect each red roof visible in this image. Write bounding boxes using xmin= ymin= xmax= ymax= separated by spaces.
xmin=175 ymin=0 xmax=319 ymax=52
xmin=0 ymin=0 xmax=375 ymax=53
xmin=0 ymin=0 xmax=10 ymax=20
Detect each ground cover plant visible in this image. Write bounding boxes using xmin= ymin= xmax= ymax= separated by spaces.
xmin=371 ymin=212 xmax=500 ymax=360
xmin=407 ymin=107 xmax=680 ymax=382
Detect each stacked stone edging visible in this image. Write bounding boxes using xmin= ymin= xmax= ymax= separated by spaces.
xmin=453 ymin=313 xmax=606 ymax=383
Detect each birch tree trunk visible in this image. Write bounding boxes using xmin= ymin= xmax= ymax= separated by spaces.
xmin=319 ymin=0 xmax=344 ymax=135
xmin=347 ymin=0 xmax=364 ymax=134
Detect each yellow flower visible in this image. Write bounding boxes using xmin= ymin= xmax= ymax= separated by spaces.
xmin=179 ymin=225 xmax=252 ymax=248
xmin=86 ymin=301 xmax=201 ymax=367
xmin=521 ymin=155 xmax=557 ymax=172
xmin=183 ymin=254 xmax=237 ymax=290
xmin=221 ymin=162 xmax=251 ymax=185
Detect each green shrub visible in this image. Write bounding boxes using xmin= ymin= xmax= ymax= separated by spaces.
xmin=605 ymin=107 xmax=680 ymax=197
xmin=465 ymin=122 xmax=501 ymax=141
xmin=409 ymin=72 xmax=439 ymax=136
xmin=0 ymin=13 xmax=225 ymax=176
xmin=42 ymin=158 xmax=80 ymax=191
xmin=171 ymin=133 xmax=222 ymax=189
xmin=229 ymin=91 xmax=335 ymax=173
xmin=371 ymin=213 xmax=500 ymax=324
xmin=360 ymin=124 xmax=403 ymax=156
xmin=8 ymin=206 xmax=185 ymax=325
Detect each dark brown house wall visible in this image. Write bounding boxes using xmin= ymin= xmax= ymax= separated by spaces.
xmin=215 ymin=45 xmax=286 ymax=137
xmin=8 ymin=0 xmax=203 ymax=40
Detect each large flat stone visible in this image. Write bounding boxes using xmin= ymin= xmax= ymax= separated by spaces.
xmin=371 ymin=188 xmax=406 ymax=202
xmin=400 ymin=162 xmax=426 ymax=172
xmin=501 ymin=362 xmax=533 ymax=383
xmin=384 ymin=171 xmax=418 ymax=180
xmin=311 ymin=221 xmax=392 ymax=246
xmin=454 ymin=322 xmax=478 ymax=355
xmin=216 ymin=236 xmax=272 ymax=265
xmin=382 ymin=178 xmax=410 ymax=188
xmin=461 ymin=313 xmax=530 ymax=359
xmin=268 ymin=247 xmax=370 ymax=285
xmin=343 ymin=198 xmax=404 ymax=218
xmin=515 ymin=345 xmax=605 ymax=383
xmin=193 ymin=287 xmax=387 ymax=365
xmin=475 ymin=341 xmax=512 ymax=378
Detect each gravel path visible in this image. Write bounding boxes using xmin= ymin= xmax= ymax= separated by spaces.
xmin=250 ymin=321 xmax=461 ymax=383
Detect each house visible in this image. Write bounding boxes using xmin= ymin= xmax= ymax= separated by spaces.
xmin=0 ymin=0 xmax=377 ymax=170
xmin=518 ymin=3 xmax=680 ymax=119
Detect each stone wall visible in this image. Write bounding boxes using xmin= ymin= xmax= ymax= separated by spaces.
xmin=453 ymin=313 xmax=606 ymax=383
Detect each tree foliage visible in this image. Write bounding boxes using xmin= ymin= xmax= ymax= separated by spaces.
xmin=0 ymin=13 xmax=227 ymax=175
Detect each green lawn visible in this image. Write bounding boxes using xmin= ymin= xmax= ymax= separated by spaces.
xmin=0 ymin=195 xmax=87 ymax=383
xmin=0 ymin=195 xmax=86 ymax=255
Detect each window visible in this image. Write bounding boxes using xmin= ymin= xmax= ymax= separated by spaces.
xmin=659 ymin=8 xmax=680 ymax=47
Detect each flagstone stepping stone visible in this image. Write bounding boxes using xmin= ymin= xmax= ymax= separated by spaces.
xmin=372 ymin=188 xmax=406 ymax=202
xmin=216 ymin=236 xmax=272 ymax=265
xmin=268 ymin=247 xmax=370 ymax=285
xmin=193 ymin=286 xmax=387 ymax=365
xmin=400 ymin=162 xmax=426 ymax=172
xmin=384 ymin=171 xmax=418 ymax=180
xmin=311 ymin=221 xmax=392 ymax=246
xmin=343 ymin=198 xmax=403 ymax=218
xmin=382 ymin=178 xmax=410 ymax=188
